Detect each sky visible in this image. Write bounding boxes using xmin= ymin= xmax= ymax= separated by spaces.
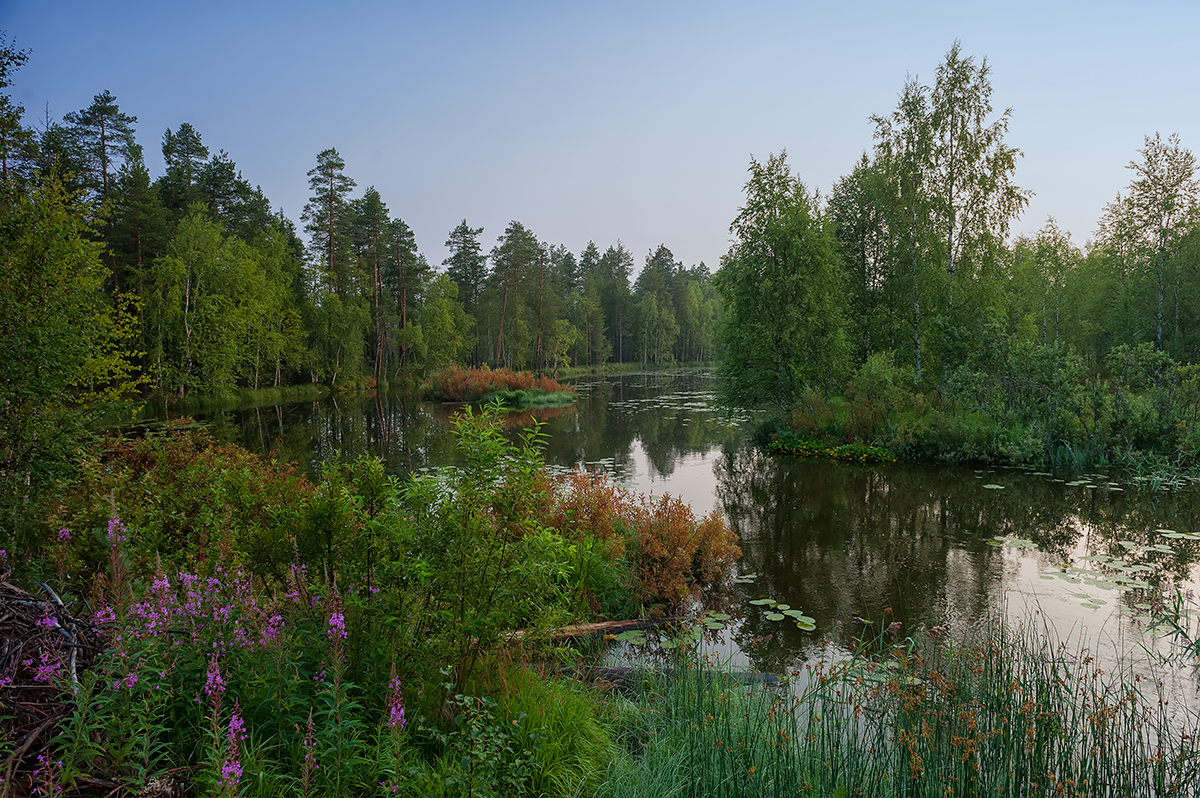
xmin=3 ymin=0 xmax=1199 ymax=274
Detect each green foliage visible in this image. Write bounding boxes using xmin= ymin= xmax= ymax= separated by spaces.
xmin=0 ymin=174 xmax=141 ymax=528
xmin=493 ymin=668 xmax=619 ymax=798
xmin=767 ymin=433 xmax=895 ymax=464
xmin=716 ymin=151 xmax=850 ymax=410
xmin=391 ymin=405 xmax=573 ymax=685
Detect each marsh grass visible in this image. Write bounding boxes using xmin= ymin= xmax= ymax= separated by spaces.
xmin=600 ymin=616 xmax=1200 ymax=797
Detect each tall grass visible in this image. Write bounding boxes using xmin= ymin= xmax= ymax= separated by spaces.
xmin=599 ymin=616 xmax=1200 ymax=797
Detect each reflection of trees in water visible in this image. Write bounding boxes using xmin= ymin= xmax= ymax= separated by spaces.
xmin=716 ymin=449 xmax=1200 ymax=673
xmin=717 ymin=447 xmax=999 ymax=673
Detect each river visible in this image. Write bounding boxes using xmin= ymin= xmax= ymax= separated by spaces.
xmin=179 ymin=370 xmax=1200 ymax=684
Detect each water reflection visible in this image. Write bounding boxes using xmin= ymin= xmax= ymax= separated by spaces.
xmin=716 ymin=449 xmax=1200 ymax=675
xmin=181 ymin=372 xmax=1200 ymax=679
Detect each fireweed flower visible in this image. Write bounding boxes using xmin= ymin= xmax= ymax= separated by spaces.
xmin=57 ymin=528 xmax=70 ymax=542
xmin=217 ymin=702 xmax=246 ymax=794
xmin=106 ymin=517 xmax=128 ymax=546
xmin=327 ymin=611 xmax=346 ymax=641
xmin=301 ymin=707 xmax=319 ymax=788
xmin=112 ymin=672 xmax=139 ymax=690
xmin=204 ymin=656 xmax=226 ymax=698
xmin=26 ymin=650 xmax=62 ymax=684
xmin=33 ymin=752 xmax=62 ymax=795
xmin=387 ymin=673 xmax=406 ymax=731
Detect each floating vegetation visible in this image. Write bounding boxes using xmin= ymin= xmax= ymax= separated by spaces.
xmin=748 ymin=597 xmax=816 ymax=630
xmin=766 ymin=434 xmax=896 ymax=464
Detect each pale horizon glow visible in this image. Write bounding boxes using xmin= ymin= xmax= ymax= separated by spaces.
xmin=4 ymin=0 xmax=1198 ymax=273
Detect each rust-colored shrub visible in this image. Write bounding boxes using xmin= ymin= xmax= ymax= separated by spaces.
xmin=544 ymin=469 xmax=631 ymax=561
xmin=625 ymin=495 xmax=740 ymax=606
xmin=46 ymin=422 xmax=315 ymax=580
xmin=421 ymin=365 xmax=574 ymax=403
xmin=544 ymin=468 xmax=740 ymax=607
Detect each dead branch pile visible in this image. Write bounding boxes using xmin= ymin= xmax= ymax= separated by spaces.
xmin=0 ymin=564 xmax=100 ymax=795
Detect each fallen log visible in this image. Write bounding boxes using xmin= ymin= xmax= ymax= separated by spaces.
xmin=507 ymin=615 xmax=679 ymax=642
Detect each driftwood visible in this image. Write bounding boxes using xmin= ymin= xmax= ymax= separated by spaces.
xmin=507 ymin=615 xmax=680 ymax=642
xmin=554 ymin=664 xmax=781 ymax=689
xmin=0 ymin=566 xmax=100 ymax=796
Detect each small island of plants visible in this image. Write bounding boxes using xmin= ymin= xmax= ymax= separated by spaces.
xmin=420 ymin=365 xmax=577 ymax=408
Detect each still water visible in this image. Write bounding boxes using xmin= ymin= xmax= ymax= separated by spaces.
xmin=185 ymin=371 xmax=1200 ymax=680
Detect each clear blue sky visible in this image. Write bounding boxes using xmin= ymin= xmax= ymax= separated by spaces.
xmin=4 ymin=0 xmax=1198 ymax=272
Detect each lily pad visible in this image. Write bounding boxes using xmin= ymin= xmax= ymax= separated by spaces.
xmin=765 ymin=612 xmax=785 ymax=622
xmin=982 ymin=484 xmax=1005 ymax=490
xmin=614 ymin=630 xmax=646 ymax=645
xmin=749 ymin=599 xmax=776 ymax=606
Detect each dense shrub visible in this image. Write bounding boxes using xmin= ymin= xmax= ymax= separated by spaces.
xmin=43 ymin=422 xmax=314 ymax=582
xmin=545 ymin=467 xmax=741 ymax=607
xmin=421 ymin=365 xmax=575 ymax=405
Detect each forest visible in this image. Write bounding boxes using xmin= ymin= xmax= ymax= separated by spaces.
xmin=7 ymin=33 xmax=1200 ymax=797
xmin=1 ymin=70 xmax=722 ymax=401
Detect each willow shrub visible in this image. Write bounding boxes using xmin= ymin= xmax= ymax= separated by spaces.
xmin=42 ymin=421 xmax=314 ymax=583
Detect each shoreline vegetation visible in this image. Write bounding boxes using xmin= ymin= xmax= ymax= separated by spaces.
xmin=5 ymin=411 xmax=1199 ymax=796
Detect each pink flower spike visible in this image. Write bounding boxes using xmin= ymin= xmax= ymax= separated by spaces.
xmin=204 ymin=656 xmax=226 ymax=698
xmin=327 ymin=611 xmax=346 ymax=641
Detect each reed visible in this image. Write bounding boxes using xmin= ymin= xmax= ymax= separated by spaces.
xmin=600 ymin=615 xmax=1200 ymax=797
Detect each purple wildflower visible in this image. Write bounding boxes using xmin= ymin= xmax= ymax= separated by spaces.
xmin=217 ymin=702 xmax=246 ymax=795
xmin=106 ymin=516 xmax=128 ymax=546
xmin=327 ymin=611 xmax=346 ymax=641
xmin=386 ymin=669 xmax=406 ymax=732
xmin=301 ymin=707 xmax=319 ymax=794
xmin=26 ymin=650 xmax=61 ymax=683
xmin=205 ymin=656 xmax=226 ymax=698
xmin=112 ymin=672 xmax=139 ymax=690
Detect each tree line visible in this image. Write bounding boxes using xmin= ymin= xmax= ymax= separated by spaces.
xmin=6 ymin=32 xmax=1200 ymax=465
xmin=0 ymin=45 xmax=720 ymax=403
xmin=718 ymin=41 xmax=1200 ymax=461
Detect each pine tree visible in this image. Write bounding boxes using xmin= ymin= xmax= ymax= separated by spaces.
xmin=64 ymin=90 xmax=137 ymax=202
xmin=301 ymin=148 xmax=356 ymax=294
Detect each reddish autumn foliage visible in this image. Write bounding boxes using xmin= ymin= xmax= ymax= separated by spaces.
xmin=421 ymin=365 xmax=575 ymax=403
xmin=545 ymin=468 xmax=741 ymax=606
